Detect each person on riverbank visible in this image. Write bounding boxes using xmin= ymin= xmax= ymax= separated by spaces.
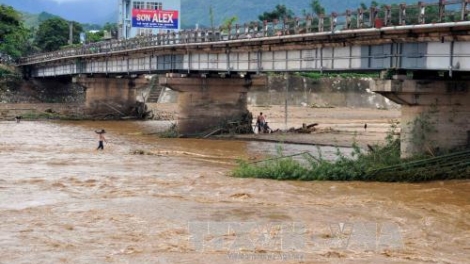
xmin=95 ymin=129 xmax=107 ymax=150
xmin=256 ymin=112 xmax=266 ymax=133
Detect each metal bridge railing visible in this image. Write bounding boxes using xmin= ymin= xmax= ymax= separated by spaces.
xmin=19 ymin=0 xmax=470 ymax=65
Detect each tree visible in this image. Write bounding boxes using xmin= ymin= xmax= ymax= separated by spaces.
xmin=103 ymin=22 xmax=118 ymax=39
xmin=34 ymin=17 xmax=82 ymax=52
xmin=310 ymin=0 xmax=325 ymax=16
xmin=307 ymin=0 xmax=328 ymax=31
xmin=221 ymin=16 xmax=238 ymax=32
xmin=85 ymin=31 xmax=104 ymax=43
xmin=0 ymin=5 xmax=29 ymax=60
xmin=258 ymin=4 xmax=294 ymax=22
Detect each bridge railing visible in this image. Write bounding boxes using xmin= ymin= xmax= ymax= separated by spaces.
xmin=19 ymin=0 xmax=470 ymax=65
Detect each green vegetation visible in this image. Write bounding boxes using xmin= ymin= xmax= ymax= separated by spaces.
xmin=85 ymin=31 xmax=104 ymax=43
xmin=258 ymin=5 xmax=294 ymax=21
xmin=297 ymin=72 xmax=379 ymax=79
xmin=233 ymin=139 xmax=402 ymax=182
xmin=408 ymin=104 xmax=439 ymax=155
xmin=232 ymin=123 xmax=470 ymax=182
xmin=17 ymin=109 xmax=88 ymax=120
xmin=34 ymin=17 xmax=82 ymax=52
xmin=310 ymin=0 xmax=325 ymax=16
xmin=0 ymin=4 xmax=120 ymax=58
xmin=0 ymin=5 xmax=29 ymax=59
xmin=158 ymin=123 xmax=179 ymax=138
xmin=0 ymin=66 xmax=14 ymax=77
xmin=21 ymin=110 xmax=65 ymax=120
xmin=221 ymin=16 xmax=238 ymax=32
xmin=21 ymin=11 xmax=59 ymax=29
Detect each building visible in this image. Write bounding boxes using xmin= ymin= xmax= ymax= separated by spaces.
xmin=118 ymin=0 xmax=181 ymax=39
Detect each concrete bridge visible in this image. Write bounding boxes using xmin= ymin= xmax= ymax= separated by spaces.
xmin=17 ymin=0 xmax=470 ymax=157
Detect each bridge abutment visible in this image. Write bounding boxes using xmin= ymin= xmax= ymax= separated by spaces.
xmin=373 ymin=79 xmax=470 ymax=157
xmin=159 ymin=74 xmax=266 ymax=135
xmin=74 ymin=75 xmax=149 ymax=116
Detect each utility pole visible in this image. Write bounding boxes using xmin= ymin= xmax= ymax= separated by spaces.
xmin=68 ymin=21 xmax=73 ymax=45
xmin=284 ymin=72 xmax=289 ymax=130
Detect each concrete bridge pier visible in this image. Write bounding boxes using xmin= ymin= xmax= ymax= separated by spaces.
xmin=159 ymin=74 xmax=266 ymax=135
xmin=373 ymin=78 xmax=470 ymax=157
xmin=74 ymin=75 xmax=150 ymax=116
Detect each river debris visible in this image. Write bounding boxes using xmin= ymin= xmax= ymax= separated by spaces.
xmin=201 ymin=111 xmax=254 ymax=137
xmin=287 ymin=123 xmax=319 ymax=134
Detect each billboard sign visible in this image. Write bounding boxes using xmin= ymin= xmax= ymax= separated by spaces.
xmin=132 ymin=9 xmax=179 ymax=29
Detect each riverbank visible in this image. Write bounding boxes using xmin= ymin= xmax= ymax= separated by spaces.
xmin=0 ymin=101 xmax=401 ymax=149
xmin=239 ymin=105 xmax=401 ymax=149
xmin=153 ymin=103 xmax=401 ymax=149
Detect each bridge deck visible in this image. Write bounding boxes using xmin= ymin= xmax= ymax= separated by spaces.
xmin=18 ymin=0 xmax=470 ymax=77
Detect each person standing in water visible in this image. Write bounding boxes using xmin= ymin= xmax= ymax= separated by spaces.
xmin=95 ymin=129 xmax=107 ymax=150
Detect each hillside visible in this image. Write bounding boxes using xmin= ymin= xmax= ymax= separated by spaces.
xmin=1 ymin=0 xmax=438 ymax=27
xmin=21 ymin=12 xmax=58 ymax=29
xmin=0 ymin=0 xmax=115 ymax=24
xmin=182 ymin=0 xmax=437 ymax=28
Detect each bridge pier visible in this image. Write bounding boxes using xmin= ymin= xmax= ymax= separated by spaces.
xmin=159 ymin=74 xmax=266 ymax=135
xmin=373 ymin=79 xmax=470 ymax=157
xmin=74 ymin=75 xmax=149 ymax=116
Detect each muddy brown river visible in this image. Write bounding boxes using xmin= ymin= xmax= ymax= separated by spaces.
xmin=0 ymin=120 xmax=469 ymax=264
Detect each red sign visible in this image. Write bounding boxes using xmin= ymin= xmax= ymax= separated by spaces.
xmin=132 ymin=9 xmax=179 ymax=29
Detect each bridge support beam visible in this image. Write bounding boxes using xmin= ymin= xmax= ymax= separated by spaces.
xmin=74 ymin=75 xmax=149 ymax=116
xmin=159 ymin=74 xmax=266 ymax=135
xmin=373 ymin=79 xmax=470 ymax=157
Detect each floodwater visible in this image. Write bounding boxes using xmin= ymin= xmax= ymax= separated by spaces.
xmin=0 ymin=120 xmax=469 ymax=264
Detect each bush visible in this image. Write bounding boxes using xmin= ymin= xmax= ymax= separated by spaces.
xmin=158 ymin=123 xmax=178 ymax=138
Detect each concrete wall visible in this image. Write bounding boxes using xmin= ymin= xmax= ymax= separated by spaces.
xmin=159 ymin=75 xmax=253 ymax=134
xmin=159 ymin=75 xmax=400 ymax=109
xmin=401 ymin=100 xmax=470 ymax=157
xmin=1 ymin=77 xmax=85 ymax=104
xmin=373 ymin=79 xmax=470 ymax=156
xmin=0 ymin=76 xmax=150 ymax=119
xmin=75 ymin=76 xmax=152 ymax=116
xmin=0 ymin=74 xmax=398 ymax=121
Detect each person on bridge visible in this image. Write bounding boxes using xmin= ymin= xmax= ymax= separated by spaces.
xmin=95 ymin=129 xmax=107 ymax=150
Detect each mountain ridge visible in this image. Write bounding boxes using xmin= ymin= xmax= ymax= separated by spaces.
xmin=0 ymin=0 xmax=437 ymax=27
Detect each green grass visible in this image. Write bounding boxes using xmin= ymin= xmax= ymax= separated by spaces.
xmin=296 ymin=72 xmax=379 ymax=79
xmin=20 ymin=111 xmax=89 ymax=120
xmin=157 ymin=123 xmax=178 ymax=138
xmin=232 ymin=140 xmax=404 ymax=182
xmin=232 ymin=126 xmax=470 ymax=182
xmin=0 ymin=67 xmax=16 ymax=78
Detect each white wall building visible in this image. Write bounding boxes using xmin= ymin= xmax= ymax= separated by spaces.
xmin=118 ymin=0 xmax=181 ymax=39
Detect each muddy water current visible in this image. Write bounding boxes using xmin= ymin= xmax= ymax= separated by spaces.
xmin=0 ymin=120 xmax=469 ymax=264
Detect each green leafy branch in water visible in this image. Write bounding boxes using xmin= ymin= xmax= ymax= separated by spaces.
xmin=233 ymin=135 xmax=399 ymax=182
xmin=232 ymin=120 xmax=469 ymax=182
xmin=158 ymin=123 xmax=178 ymax=138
